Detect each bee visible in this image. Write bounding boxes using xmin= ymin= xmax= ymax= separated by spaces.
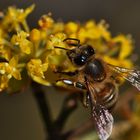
xmin=54 ymin=38 xmax=140 ymax=140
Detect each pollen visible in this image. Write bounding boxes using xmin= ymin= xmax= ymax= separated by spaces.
xmin=4 ymin=63 xmax=9 ymax=67
xmin=12 ymin=67 xmax=16 ymax=72
xmin=0 ymin=70 xmax=5 ymax=74
xmin=7 ymin=74 xmax=12 ymax=79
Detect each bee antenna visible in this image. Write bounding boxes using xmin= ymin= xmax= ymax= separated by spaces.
xmin=54 ymin=46 xmax=70 ymax=51
xmin=63 ymin=38 xmax=80 ymax=47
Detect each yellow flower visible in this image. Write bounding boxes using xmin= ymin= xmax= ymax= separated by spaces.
xmin=0 ymin=56 xmax=21 ymax=80
xmin=77 ymin=20 xmax=111 ymax=43
xmin=0 ymin=75 xmax=9 ymax=92
xmin=47 ymin=33 xmax=66 ymax=51
xmin=1 ymin=5 xmax=35 ymax=32
xmin=0 ymin=5 xmax=135 ymax=92
xmin=46 ymin=33 xmax=68 ymax=67
xmin=17 ymin=4 xmax=35 ymax=23
xmin=103 ymin=55 xmax=133 ymax=68
xmin=11 ymin=31 xmax=33 ymax=54
xmin=0 ymin=29 xmax=5 ymax=44
xmin=52 ymin=22 xmax=64 ymax=33
xmin=0 ymin=45 xmax=11 ymax=60
xmin=27 ymin=59 xmax=50 ymax=86
xmin=65 ymin=22 xmax=79 ymax=34
xmin=84 ymin=20 xmax=101 ymax=39
xmin=113 ymin=34 xmax=133 ymax=59
xmin=85 ymin=20 xmax=111 ymax=40
xmin=85 ymin=20 xmax=96 ymax=29
xmin=30 ymin=29 xmax=41 ymax=51
xmin=30 ymin=28 xmax=41 ymax=42
xmin=78 ymin=27 xmax=87 ymax=43
xmin=96 ymin=20 xmax=111 ymax=41
xmin=38 ymin=14 xmax=54 ymax=29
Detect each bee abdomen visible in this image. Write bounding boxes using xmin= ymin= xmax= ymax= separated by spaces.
xmin=98 ymin=83 xmax=118 ymax=110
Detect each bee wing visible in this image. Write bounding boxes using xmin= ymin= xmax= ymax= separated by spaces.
xmin=92 ymin=104 xmax=114 ymax=140
xmin=85 ymin=77 xmax=113 ymax=140
xmin=108 ymin=64 xmax=140 ymax=91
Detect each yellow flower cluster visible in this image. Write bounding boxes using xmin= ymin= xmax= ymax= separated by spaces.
xmin=0 ymin=5 xmax=134 ymax=93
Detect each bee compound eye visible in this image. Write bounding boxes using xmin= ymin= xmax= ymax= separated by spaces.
xmin=83 ymin=45 xmax=95 ymax=56
xmin=74 ymin=55 xmax=87 ymax=66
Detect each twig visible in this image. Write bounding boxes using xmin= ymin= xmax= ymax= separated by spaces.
xmin=31 ymin=81 xmax=78 ymax=140
xmin=31 ymin=81 xmax=53 ymax=140
xmin=54 ymin=94 xmax=78 ymax=131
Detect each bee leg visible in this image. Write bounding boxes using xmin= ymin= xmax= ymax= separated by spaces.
xmin=63 ymin=38 xmax=80 ymax=46
xmin=55 ymin=70 xmax=78 ymax=76
xmin=57 ymin=79 xmax=86 ymax=89
xmin=81 ymin=92 xmax=90 ymax=108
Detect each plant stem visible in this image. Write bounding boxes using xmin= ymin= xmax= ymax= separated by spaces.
xmin=54 ymin=94 xmax=78 ymax=130
xmin=31 ymin=82 xmax=53 ymax=139
xmin=31 ymin=81 xmax=78 ymax=140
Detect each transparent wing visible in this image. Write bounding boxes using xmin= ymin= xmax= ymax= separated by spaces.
xmin=92 ymin=104 xmax=114 ymax=140
xmin=109 ymin=64 xmax=140 ymax=91
xmin=85 ymin=77 xmax=113 ymax=140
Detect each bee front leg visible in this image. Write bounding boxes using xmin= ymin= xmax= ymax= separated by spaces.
xmin=56 ymin=79 xmax=86 ymax=89
xmin=54 ymin=70 xmax=78 ymax=76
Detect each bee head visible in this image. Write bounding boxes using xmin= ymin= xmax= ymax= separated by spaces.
xmin=67 ymin=45 xmax=95 ymax=66
xmin=54 ymin=38 xmax=95 ymax=66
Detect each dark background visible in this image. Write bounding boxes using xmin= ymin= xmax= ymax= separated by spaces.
xmin=0 ymin=0 xmax=140 ymax=140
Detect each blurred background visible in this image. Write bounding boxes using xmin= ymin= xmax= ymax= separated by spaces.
xmin=0 ymin=0 xmax=140 ymax=140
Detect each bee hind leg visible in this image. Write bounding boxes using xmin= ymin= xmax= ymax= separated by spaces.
xmin=80 ymin=91 xmax=90 ymax=108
